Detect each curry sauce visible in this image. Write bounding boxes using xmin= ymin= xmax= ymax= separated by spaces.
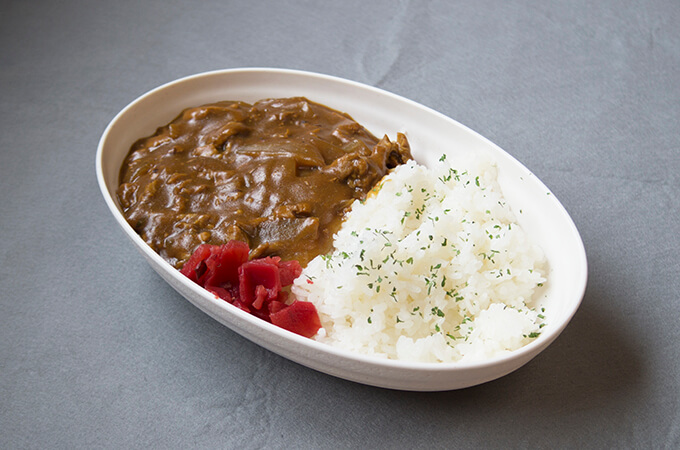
xmin=117 ymin=97 xmax=411 ymax=268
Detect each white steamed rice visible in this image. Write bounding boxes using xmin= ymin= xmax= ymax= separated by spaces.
xmin=292 ymin=155 xmax=547 ymax=363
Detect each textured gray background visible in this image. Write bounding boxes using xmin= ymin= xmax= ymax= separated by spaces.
xmin=1 ymin=0 xmax=679 ymax=448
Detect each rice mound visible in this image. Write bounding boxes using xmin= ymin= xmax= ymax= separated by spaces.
xmin=292 ymin=155 xmax=547 ymax=363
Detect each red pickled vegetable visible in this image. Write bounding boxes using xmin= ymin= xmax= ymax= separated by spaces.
xmin=179 ymin=244 xmax=213 ymax=284
xmin=270 ymin=300 xmax=322 ymax=338
xmin=251 ymin=285 xmax=268 ymax=310
xmin=238 ymin=258 xmax=281 ymax=306
xmin=205 ymin=286 xmax=233 ymax=303
xmin=278 ymin=259 xmax=303 ymax=286
xmin=179 ymin=241 xmax=321 ymax=338
xmin=203 ymin=240 xmax=249 ymax=288
xmin=268 ymin=300 xmax=287 ymax=315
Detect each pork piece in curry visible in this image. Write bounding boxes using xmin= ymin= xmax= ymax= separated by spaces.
xmin=117 ymin=97 xmax=412 ymax=268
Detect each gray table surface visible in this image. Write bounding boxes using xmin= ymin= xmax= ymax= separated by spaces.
xmin=2 ymin=0 xmax=679 ymax=448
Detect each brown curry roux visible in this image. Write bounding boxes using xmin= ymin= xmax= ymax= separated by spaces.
xmin=117 ymin=97 xmax=411 ymax=268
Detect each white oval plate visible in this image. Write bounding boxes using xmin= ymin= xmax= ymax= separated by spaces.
xmin=97 ymin=68 xmax=587 ymax=391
